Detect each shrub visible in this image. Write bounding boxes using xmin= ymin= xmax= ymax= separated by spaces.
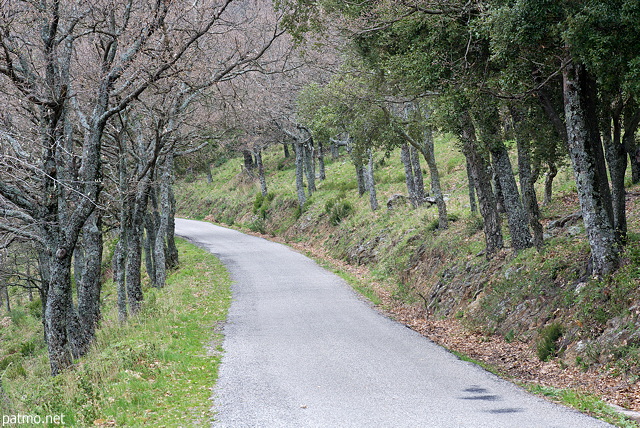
xmin=504 ymin=329 xmax=515 ymax=343
xmin=247 ymin=217 xmax=266 ymax=234
xmin=20 ymin=337 xmax=44 ymax=357
xmin=324 ymin=199 xmax=335 ymax=213
xmin=426 ymin=219 xmax=439 ymax=232
xmin=25 ymin=298 xmax=42 ymax=319
xmin=8 ymin=308 xmax=27 ymax=326
xmin=252 ymin=192 xmax=276 ymax=219
xmin=328 ymin=201 xmax=353 ymax=226
xmin=537 ymin=323 xmax=564 ymax=361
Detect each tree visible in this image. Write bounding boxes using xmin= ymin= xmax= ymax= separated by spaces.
xmin=0 ymin=0 xmax=287 ymax=375
xmin=489 ymin=0 xmax=640 ymax=273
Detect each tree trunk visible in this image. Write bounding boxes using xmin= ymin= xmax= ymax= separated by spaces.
xmin=401 ymin=143 xmax=418 ymax=207
xmin=74 ymin=212 xmax=103 ymax=354
xmin=205 ymin=163 xmax=213 ymax=184
xmin=355 ymin=162 xmax=366 ymax=196
xmin=602 ymin=112 xmax=627 ymax=243
xmin=45 ymin=250 xmax=74 ymax=376
xmin=623 ymin=106 xmax=640 ymax=184
xmin=492 ymin=167 xmax=506 ymax=214
xmin=466 ymin=159 xmax=478 ymax=214
xmin=283 ymin=143 xmax=290 ymax=158
xmin=420 ymin=117 xmax=448 ymax=229
xmin=331 ymin=141 xmax=339 ymax=160
xmin=294 ymin=142 xmax=306 ymax=207
xmin=154 ymin=157 xmax=171 ymax=289
xmin=318 ymin=141 xmax=326 ymax=180
xmin=143 ymin=209 xmax=156 ymax=287
xmin=115 ymin=148 xmax=129 ymax=321
xmin=543 ymin=162 xmax=557 ymax=206
xmin=512 ymin=109 xmax=544 ymax=250
xmin=3 ymin=286 xmax=8 ymax=313
xmin=255 ymin=149 xmax=268 ymax=197
xmin=365 ymin=149 xmax=378 ymax=211
xmin=126 ymin=217 xmax=144 ymax=315
xmin=242 ymin=150 xmax=254 ymax=172
xmin=410 ymin=145 xmax=426 ymax=203
xmin=166 ymin=155 xmax=179 ymax=270
xmin=491 ymin=143 xmax=533 ymax=251
xmin=347 ymin=137 xmax=366 ymax=196
xmin=303 ymin=139 xmax=316 ymax=194
xmin=629 ymin=147 xmax=640 ymax=184
xmin=460 ymin=113 xmax=503 ymax=256
xmin=114 ymin=232 xmax=128 ymax=322
xmin=125 ymin=179 xmax=151 ymax=315
xmin=563 ymin=60 xmax=618 ymax=276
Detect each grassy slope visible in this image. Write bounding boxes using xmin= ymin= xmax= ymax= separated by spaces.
xmin=176 ymin=139 xmax=640 ymax=363
xmin=176 ymin=137 xmax=640 ymax=425
xmin=0 ymin=239 xmax=231 ymax=427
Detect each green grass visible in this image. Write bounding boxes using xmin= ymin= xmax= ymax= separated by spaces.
xmin=450 ymin=350 xmax=502 ymax=377
xmin=1 ymin=239 xmax=231 ymax=427
xmin=525 ymin=384 xmax=639 ymax=428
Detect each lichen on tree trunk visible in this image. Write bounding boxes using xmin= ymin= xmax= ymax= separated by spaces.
xmin=563 ymin=60 xmax=618 ymax=276
xmin=460 ymin=112 xmax=503 ymax=256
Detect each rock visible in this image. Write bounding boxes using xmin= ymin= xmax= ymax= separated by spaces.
xmin=547 ymin=211 xmax=582 ymax=229
xmin=504 ymin=266 xmax=515 ymax=280
xmin=423 ymin=197 xmax=438 ymax=206
xmin=567 ymin=225 xmax=583 ymax=236
xmin=574 ymin=282 xmax=587 ymax=294
xmin=387 ymin=194 xmax=408 ymax=210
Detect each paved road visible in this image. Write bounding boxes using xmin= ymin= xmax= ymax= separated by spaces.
xmin=176 ymin=218 xmax=612 ymax=428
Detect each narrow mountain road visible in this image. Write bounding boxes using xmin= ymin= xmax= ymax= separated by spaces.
xmin=176 ymin=218 xmax=611 ymax=428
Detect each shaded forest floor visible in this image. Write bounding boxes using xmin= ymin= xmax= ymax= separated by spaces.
xmin=177 ymin=140 xmax=640 ymax=426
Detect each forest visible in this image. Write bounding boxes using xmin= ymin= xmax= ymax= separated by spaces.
xmin=1 ymin=0 xmax=640 ymax=425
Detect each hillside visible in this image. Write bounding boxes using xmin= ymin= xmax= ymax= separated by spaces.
xmin=176 ymin=137 xmax=640 ymax=423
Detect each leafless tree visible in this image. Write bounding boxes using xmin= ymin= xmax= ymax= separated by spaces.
xmin=0 ymin=0 xmax=287 ymax=375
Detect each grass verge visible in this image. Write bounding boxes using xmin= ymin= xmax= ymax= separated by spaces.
xmin=1 ymin=238 xmax=231 ymax=427
xmin=524 ymin=384 xmax=638 ymax=428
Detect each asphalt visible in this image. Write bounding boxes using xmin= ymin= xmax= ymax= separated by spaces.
xmin=175 ymin=218 xmax=613 ymax=428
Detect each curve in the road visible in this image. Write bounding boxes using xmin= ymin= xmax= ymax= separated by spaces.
xmin=176 ymin=218 xmax=612 ymax=428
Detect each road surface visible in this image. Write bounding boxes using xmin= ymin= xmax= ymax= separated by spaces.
xmin=176 ymin=218 xmax=612 ymax=428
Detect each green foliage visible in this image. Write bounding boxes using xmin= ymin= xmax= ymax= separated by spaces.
xmin=425 ymin=218 xmax=439 ymax=232
xmin=504 ymin=329 xmax=515 ymax=343
xmin=0 ymin=354 xmax=21 ymax=371
xmin=574 ymin=241 xmax=640 ymax=328
xmin=8 ymin=308 xmax=27 ymax=326
xmin=20 ymin=337 xmax=44 ymax=357
xmin=247 ymin=217 xmax=266 ymax=234
xmin=25 ymin=298 xmax=42 ymax=319
xmin=325 ymin=198 xmax=354 ymax=226
xmin=253 ymin=192 xmax=276 ymax=220
xmin=536 ymin=323 xmax=564 ymax=361
xmin=322 ymin=180 xmax=357 ymax=193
